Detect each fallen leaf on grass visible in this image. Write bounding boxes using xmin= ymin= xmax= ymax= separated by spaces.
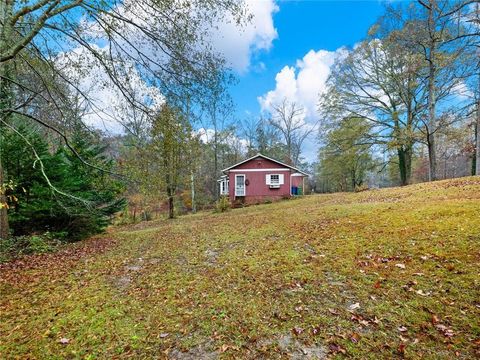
xmin=398 ymin=326 xmax=408 ymax=332
xmin=159 ymin=333 xmax=169 ymax=338
xmin=350 ymin=313 xmax=376 ymax=327
xmin=329 ymin=343 xmax=346 ymax=354
xmin=435 ymin=324 xmax=455 ymax=337
xmin=219 ymin=344 xmax=228 ymax=353
xmin=416 ymin=289 xmax=431 ymax=296
xmin=328 ymin=308 xmax=339 ymax=315
xmin=444 ymin=329 xmax=455 ymax=337
xmin=291 ymin=327 xmax=304 ymax=335
xmin=350 ymin=332 xmax=361 ymax=343
xmin=348 ymin=302 xmax=360 ymax=311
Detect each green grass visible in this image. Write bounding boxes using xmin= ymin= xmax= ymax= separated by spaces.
xmin=1 ymin=177 xmax=480 ymax=359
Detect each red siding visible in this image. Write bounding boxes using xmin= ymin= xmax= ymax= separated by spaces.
xmin=227 ymin=156 xmax=307 ymax=204
xmin=234 ymin=157 xmax=288 ymax=170
xmin=228 ymin=170 xmax=291 ymax=202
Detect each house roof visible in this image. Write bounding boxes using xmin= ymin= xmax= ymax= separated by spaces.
xmin=221 ymin=153 xmax=309 ymax=176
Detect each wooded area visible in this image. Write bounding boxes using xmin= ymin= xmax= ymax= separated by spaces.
xmin=318 ymin=1 xmax=479 ymax=192
xmin=0 ymin=0 xmax=479 ymax=250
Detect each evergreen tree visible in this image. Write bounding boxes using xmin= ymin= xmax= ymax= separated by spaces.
xmin=1 ymin=122 xmax=125 ymax=240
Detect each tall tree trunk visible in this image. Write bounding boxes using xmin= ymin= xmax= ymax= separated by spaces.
xmin=476 ymin=75 xmax=480 ymax=176
xmin=397 ymin=148 xmax=408 ymax=186
xmin=191 ymin=172 xmax=196 ymax=213
xmin=213 ymin=118 xmax=220 ymax=200
xmin=472 ymin=125 xmax=476 ymax=175
xmin=0 ymin=0 xmax=13 ymax=239
xmin=426 ymin=2 xmax=437 ymax=181
xmin=186 ymin=96 xmax=196 ymax=213
xmin=397 ymin=143 xmax=413 ymax=186
xmin=168 ymin=192 xmax=174 ymax=219
xmin=0 ymin=156 xmax=9 ymax=239
xmin=405 ymin=143 xmax=413 ymax=185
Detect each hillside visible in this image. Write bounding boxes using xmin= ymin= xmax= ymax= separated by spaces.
xmin=1 ymin=177 xmax=480 ymax=359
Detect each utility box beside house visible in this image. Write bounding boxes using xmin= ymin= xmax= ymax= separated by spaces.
xmin=217 ymin=153 xmax=309 ymax=205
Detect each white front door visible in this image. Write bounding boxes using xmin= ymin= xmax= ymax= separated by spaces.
xmin=235 ymin=175 xmax=245 ymax=196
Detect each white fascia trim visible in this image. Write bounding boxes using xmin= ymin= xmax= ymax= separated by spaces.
xmin=221 ymin=153 xmax=309 ymax=176
xmin=229 ymin=168 xmax=290 ymax=172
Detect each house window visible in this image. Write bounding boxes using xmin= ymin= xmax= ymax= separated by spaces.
xmin=270 ymin=174 xmax=280 ymax=185
xmin=219 ymin=179 xmax=229 ymax=195
xmin=266 ymin=174 xmax=284 ymax=186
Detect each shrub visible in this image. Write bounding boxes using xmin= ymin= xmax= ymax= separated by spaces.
xmin=355 ymin=184 xmax=369 ymax=192
xmin=0 ymin=233 xmax=62 ymax=262
xmin=215 ymin=196 xmax=231 ymax=212
xmin=141 ymin=210 xmax=153 ymax=221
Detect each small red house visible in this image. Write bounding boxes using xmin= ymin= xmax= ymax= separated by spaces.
xmin=218 ymin=153 xmax=309 ymax=204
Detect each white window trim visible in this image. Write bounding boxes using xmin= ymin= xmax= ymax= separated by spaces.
xmin=219 ymin=179 xmax=230 ymax=196
xmin=230 ymin=168 xmax=290 ymax=172
xmin=235 ymin=174 xmax=246 ymax=197
xmin=266 ymin=173 xmax=284 ymax=187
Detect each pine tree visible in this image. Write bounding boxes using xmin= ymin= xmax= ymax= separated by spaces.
xmin=1 ymin=122 xmax=125 ymax=240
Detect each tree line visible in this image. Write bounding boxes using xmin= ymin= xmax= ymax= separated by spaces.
xmin=317 ymin=0 xmax=479 ymax=192
xmin=0 ymin=0 xmax=314 ymax=248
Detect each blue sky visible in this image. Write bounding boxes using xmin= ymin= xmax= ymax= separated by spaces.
xmin=232 ymin=1 xmax=384 ymax=114
xmin=224 ymin=0 xmax=387 ymax=161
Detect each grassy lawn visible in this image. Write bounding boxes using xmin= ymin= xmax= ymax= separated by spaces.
xmin=1 ymin=177 xmax=480 ymax=359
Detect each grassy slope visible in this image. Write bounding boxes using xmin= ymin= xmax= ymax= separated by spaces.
xmin=1 ymin=177 xmax=480 ymax=359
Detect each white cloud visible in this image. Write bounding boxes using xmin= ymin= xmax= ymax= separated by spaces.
xmin=211 ymin=0 xmax=278 ymax=72
xmin=258 ymin=48 xmax=344 ymax=118
xmin=451 ymin=80 xmax=474 ymax=100
xmin=56 ymin=45 xmax=163 ymax=134
xmin=258 ymin=48 xmax=345 ymax=162
xmin=197 ymin=127 xmax=248 ymax=151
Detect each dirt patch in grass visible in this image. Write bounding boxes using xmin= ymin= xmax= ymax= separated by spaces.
xmin=169 ymin=342 xmax=219 ymax=360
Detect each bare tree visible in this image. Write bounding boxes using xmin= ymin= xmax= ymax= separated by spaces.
xmin=393 ymin=0 xmax=479 ymax=180
xmin=476 ymin=72 xmax=480 ymax=175
xmin=240 ymin=115 xmax=260 ymax=156
xmin=269 ymin=99 xmax=314 ymax=166
xmin=320 ymin=37 xmax=426 ymax=186
xmin=201 ymin=71 xmax=236 ymax=198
